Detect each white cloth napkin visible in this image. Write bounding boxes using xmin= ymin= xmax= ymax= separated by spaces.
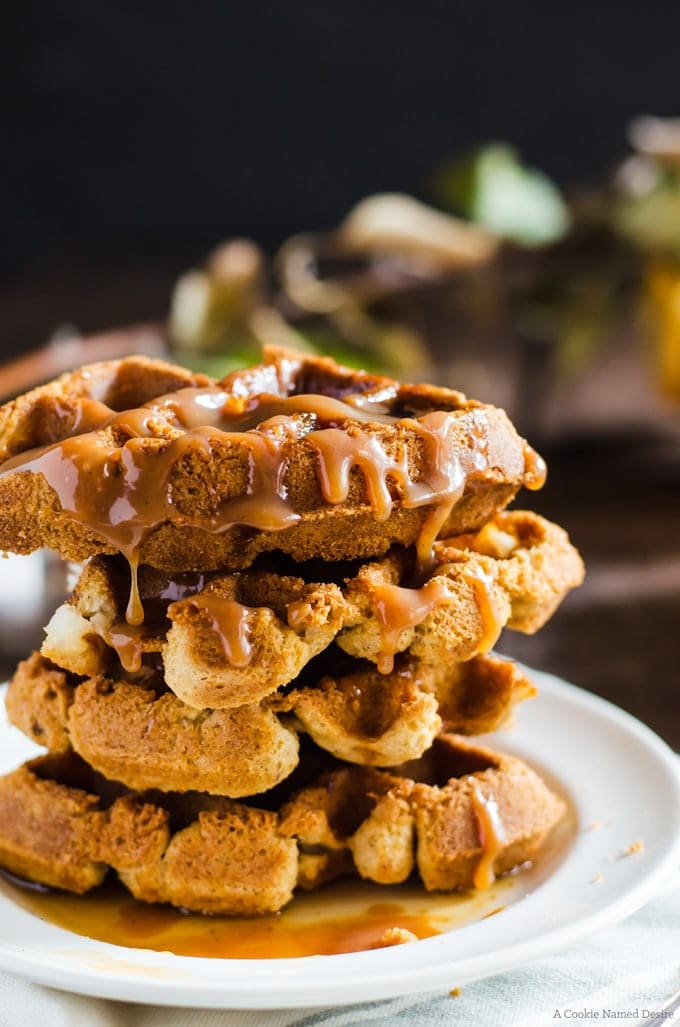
xmin=0 ymin=876 xmax=677 ymax=1027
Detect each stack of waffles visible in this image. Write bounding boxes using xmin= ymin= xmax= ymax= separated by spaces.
xmin=0 ymin=348 xmax=583 ymax=915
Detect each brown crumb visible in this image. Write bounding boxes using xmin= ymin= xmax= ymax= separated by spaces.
xmin=591 ymin=872 xmax=603 ymax=884
xmin=449 ymin=987 xmax=462 ymax=997
xmin=625 ymin=839 xmax=645 ymax=855
xmin=584 ymin=820 xmax=601 ymax=832
xmin=371 ymin=927 xmax=418 ymax=948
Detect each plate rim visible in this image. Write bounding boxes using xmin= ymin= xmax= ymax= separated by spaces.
xmin=0 ymin=668 xmax=678 ymax=1009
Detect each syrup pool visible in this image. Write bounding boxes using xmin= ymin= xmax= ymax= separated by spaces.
xmin=3 ymin=811 xmax=575 ymax=959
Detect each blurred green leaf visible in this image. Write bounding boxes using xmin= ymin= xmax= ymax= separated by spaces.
xmin=433 ymin=144 xmax=570 ymax=246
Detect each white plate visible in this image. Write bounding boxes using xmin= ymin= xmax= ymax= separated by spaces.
xmin=0 ymin=667 xmax=678 ymax=1010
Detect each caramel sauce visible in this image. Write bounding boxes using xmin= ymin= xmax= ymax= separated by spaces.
xmin=156 ymin=573 xmax=209 ymax=602
xmin=98 ymin=619 xmax=150 ymax=674
xmin=368 ymin=552 xmax=502 ymax=673
xmin=151 ymin=389 xmax=399 ymax=432
xmin=415 ymin=498 xmax=456 ymax=575
xmin=52 ymin=396 xmax=120 ymax=438
xmin=125 ymin=555 xmax=144 ymax=626
xmin=173 ymin=594 xmax=255 ymax=667
xmin=4 ymin=877 xmax=521 ymax=959
xmin=372 ymin=579 xmax=455 ymax=674
xmin=88 ymin=574 xmax=206 ymax=673
xmin=469 ymin=780 xmax=508 ymax=890
xmin=463 ymin=565 xmax=504 ymax=654
xmin=309 ymin=428 xmax=402 ymax=521
xmin=522 ymin=444 xmax=547 ymax=491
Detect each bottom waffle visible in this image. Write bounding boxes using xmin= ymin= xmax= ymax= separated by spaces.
xmin=0 ymin=736 xmax=565 ymax=915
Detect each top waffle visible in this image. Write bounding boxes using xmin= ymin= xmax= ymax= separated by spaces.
xmin=0 ymin=347 xmax=544 ymax=574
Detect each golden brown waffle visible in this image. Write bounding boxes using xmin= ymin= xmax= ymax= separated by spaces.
xmin=0 ymin=753 xmax=297 ymax=914
xmin=281 ymin=734 xmax=566 ymax=892
xmin=338 ymin=510 xmax=585 ymax=672
xmin=40 ymin=510 xmax=580 ymax=710
xmin=6 ymin=654 xmax=300 ymax=797
xmin=0 ymin=736 xmax=565 ymax=913
xmin=0 ymin=348 xmax=542 ymax=575
xmin=7 ymin=652 xmax=534 ymax=788
xmin=42 ymin=556 xmax=351 ymax=708
xmin=286 ymin=654 xmax=535 ymax=765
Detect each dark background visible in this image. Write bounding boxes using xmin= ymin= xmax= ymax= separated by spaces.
xmin=3 ymin=1 xmax=680 ymax=355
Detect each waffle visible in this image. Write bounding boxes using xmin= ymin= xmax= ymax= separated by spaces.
xmin=42 ymin=556 xmax=351 ymax=708
xmin=281 ymin=733 xmax=566 ymax=892
xmin=0 ymin=753 xmax=297 ymax=914
xmin=286 ymin=654 xmax=535 ymax=765
xmin=0 ymin=735 xmax=565 ymax=914
xmin=338 ymin=510 xmax=585 ymax=672
xmin=40 ymin=509 xmax=580 ymax=710
xmin=6 ymin=654 xmax=299 ymax=797
xmin=7 ymin=651 xmax=534 ymax=788
xmin=0 ymin=348 xmax=542 ymax=573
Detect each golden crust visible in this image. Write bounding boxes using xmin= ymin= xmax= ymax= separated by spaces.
xmin=290 ymin=654 xmax=534 ymax=765
xmin=8 ymin=654 xmax=299 ymax=797
xmin=8 ymin=651 xmax=534 ymax=787
xmin=0 ymin=356 xmax=211 ymax=464
xmin=0 ymin=349 xmax=531 ymax=570
xmin=68 ymin=679 xmax=300 ymax=798
xmin=112 ymin=800 xmax=299 ymax=916
xmin=164 ymin=571 xmax=350 ymax=708
xmin=284 ymin=732 xmax=567 ymax=890
xmin=338 ymin=510 xmax=585 ymax=668
xmin=0 ymin=736 xmax=565 ymax=912
xmin=0 ymin=755 xmax=107 ymax=893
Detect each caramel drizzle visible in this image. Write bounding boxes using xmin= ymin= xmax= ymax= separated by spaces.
xmin=51 ymin=396 xmax=120 ymax=438
xmin=469 ymin=780 xmax=507 ymax=890
xmin=371 ymin=579 xmax=455 ymax=675
xmin=92 ymin=572 xmax=209 ymax=672
xmin=150 ymin=389 xmax=400 ymax=432
xmin=463 ymin=565 xmax=503 ymax=654
xmin=97 ymin=619 xmax=149 ymax=674
xmin=522 ymin=444 xmax=547 ymax=491
xmin=174 ymin=594 xmax=255 ymax=668
xmin=309 ymin=411 xmax=469 ymax=523
xmin=126 ymin=556 xmax=144 ymax=626
xmin=416 ymin=499 xmax=456 ymax=575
